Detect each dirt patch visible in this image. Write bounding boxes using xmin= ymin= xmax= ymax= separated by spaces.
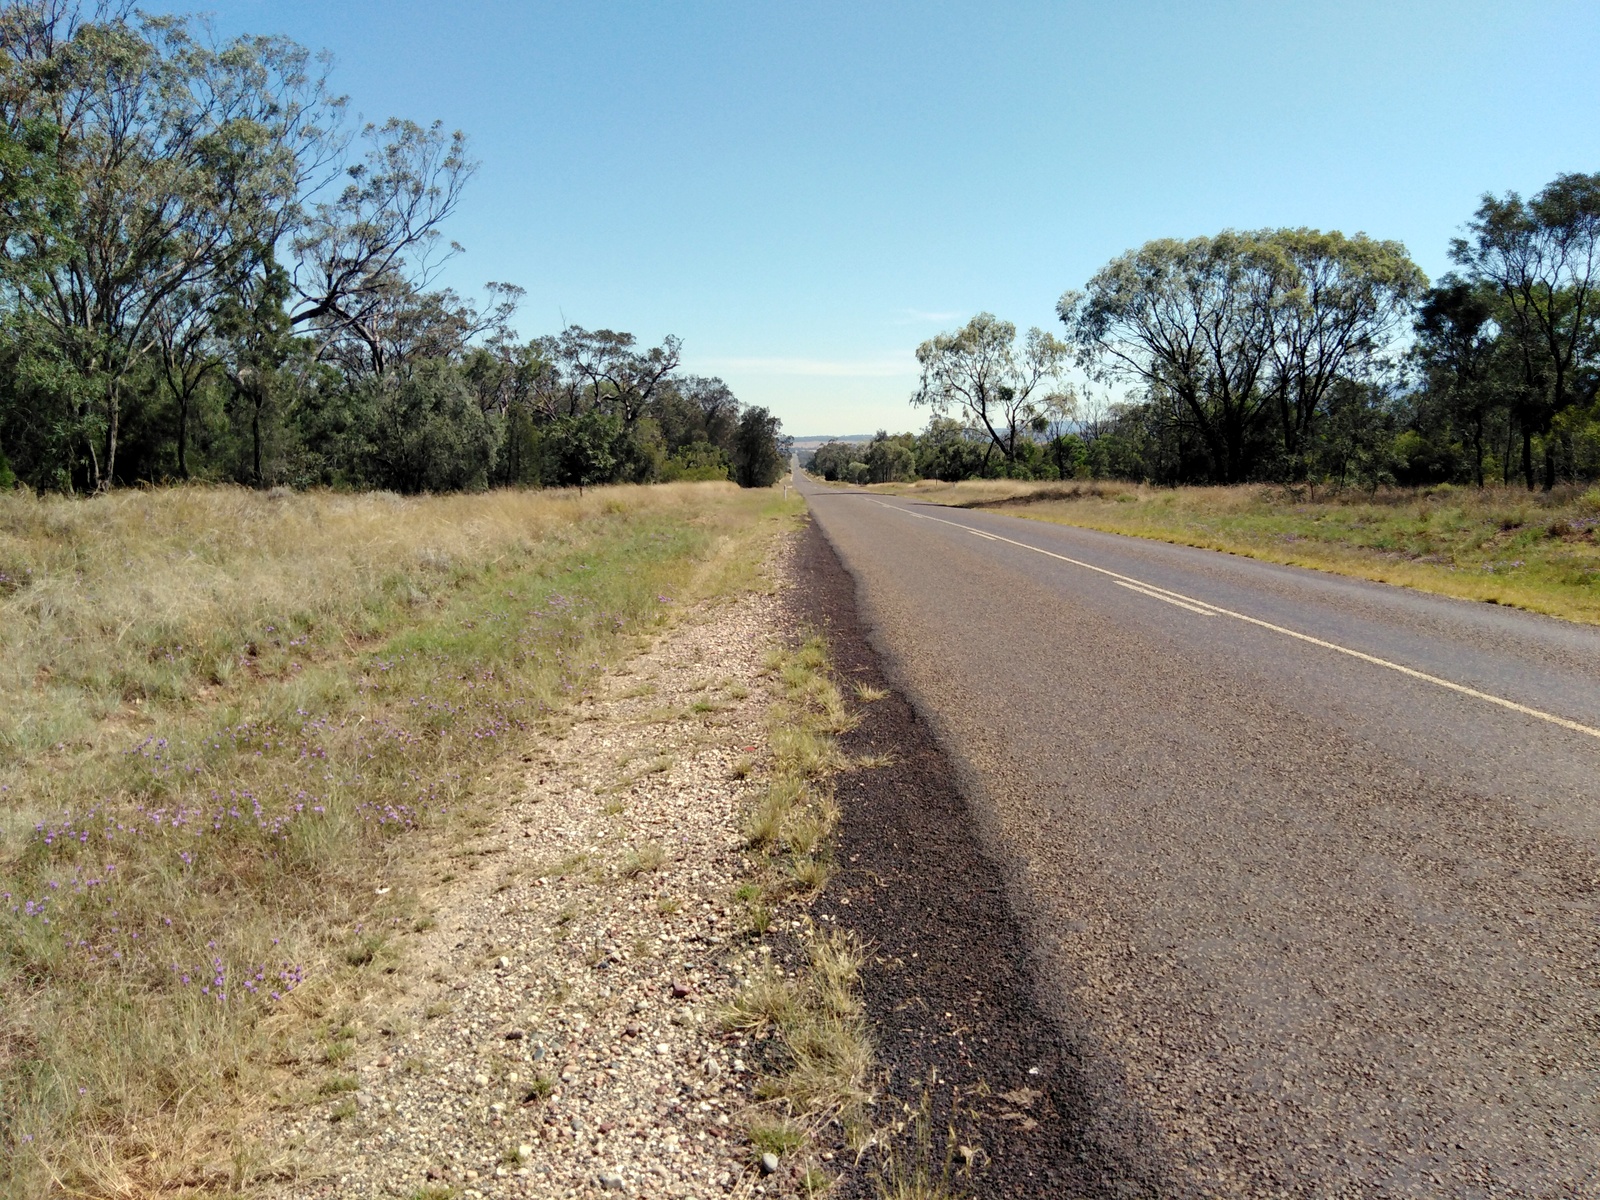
xmin=788 ymin=520 xmax=1163 ymax=1199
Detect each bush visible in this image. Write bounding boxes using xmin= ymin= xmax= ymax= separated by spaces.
xmin=362 ymin=364 xmax=495 ymax=493
xmin=660 ymin=440 xmax=731 ymax=482
xmin=733 ymin=407 xmax=784 ymax=488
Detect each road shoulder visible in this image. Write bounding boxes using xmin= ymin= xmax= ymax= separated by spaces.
xmin=787 ymin=520 xmax=1164 ymax=1198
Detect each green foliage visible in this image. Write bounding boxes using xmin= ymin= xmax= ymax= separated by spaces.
xmin=733 ymin=406 xmax=785 ymax=488
xmin=913 ymin=313 xmax=1068 ymax=467
xmin=362 ymin=363 xmax=496 ymax=493
xmin=0 ymin=6 xmax=751 ymax=497
xmin=543 ymin=409 xmax=623 ymax=491
xmin=870 ymin=184 xmax=1600 ymax=493
xmin=661 ymin=439 xmax=732 ymax=482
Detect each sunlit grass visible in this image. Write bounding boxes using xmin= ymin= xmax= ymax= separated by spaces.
xmin=0 ymin=480 xmax=799 ymax=1196
xmin=882 ymin=478 xmax=1600 ymax=624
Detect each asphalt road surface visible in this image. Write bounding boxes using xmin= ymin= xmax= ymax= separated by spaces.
xmin=799 ymin=475 xmax=1600 ymax=1198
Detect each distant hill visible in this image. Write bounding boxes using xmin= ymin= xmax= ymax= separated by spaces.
xmin=791 ymin=434 xmax=873 ymax=451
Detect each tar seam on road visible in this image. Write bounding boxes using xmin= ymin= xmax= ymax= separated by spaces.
xmin=868 ymin=498 xmax=1600 ymax=743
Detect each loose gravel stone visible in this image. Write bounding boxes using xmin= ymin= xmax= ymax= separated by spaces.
xmin=258 ymin=542 xmax=797 ymax=1199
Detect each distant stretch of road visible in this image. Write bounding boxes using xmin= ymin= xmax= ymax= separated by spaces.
xmin=800 ymin=474 xmax=1600 ymax=1198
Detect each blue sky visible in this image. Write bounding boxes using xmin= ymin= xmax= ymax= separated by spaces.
xmin=162 ymin=1 xmax=1598 ymax=436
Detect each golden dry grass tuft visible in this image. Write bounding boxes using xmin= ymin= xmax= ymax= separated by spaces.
xmin=725 ymin=929 xmax=873 ymax=1124
xmin=0 ymin=480 xmax=800 ymax=1196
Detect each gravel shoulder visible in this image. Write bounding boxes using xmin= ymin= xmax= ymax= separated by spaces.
xmin=261 ymin=543 xmax=802 ymax=1199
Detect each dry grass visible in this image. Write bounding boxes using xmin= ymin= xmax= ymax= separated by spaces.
xmin=0 ymin=480 xmax=799 ymax=1197
xmin=725 ymin=930 xmax=873 ymax=1122
xmin=729 ymin=628 xmax=876 ymax=1182
xmin=880 ymin=478 xmax=1600 ymax=624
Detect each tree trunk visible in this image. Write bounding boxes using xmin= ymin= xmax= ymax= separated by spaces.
xmin=177 ymin=390 xmax=190 ymax=480
xmin=1542 ymin=441 xmax=1556 ymax=492
xmin=1472 ymin=415 xmax=1484 ymax=488
xmin=102 ymin=384 xmax=120 ymax=491
xmin=251 ymin=393 xmax=263 ymax=486
xmin=1521 ymin=427 xmax=1535 ymax=491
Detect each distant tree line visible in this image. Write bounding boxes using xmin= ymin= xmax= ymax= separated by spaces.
xmin=0 ymin=1 xmax=788 ymax=493
xmin=810 ymin=174 xmax=1600 ymax=492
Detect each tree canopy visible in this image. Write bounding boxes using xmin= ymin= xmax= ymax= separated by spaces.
xmin=0 ymin=0 xmax=784 ymax=494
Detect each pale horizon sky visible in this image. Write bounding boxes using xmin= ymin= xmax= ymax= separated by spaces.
xmin=155 ymin=1 xmax=1600 ymax=436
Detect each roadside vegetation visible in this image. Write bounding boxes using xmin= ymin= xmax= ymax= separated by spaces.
xmin=0 ymin=480 xmax=795 ymax=1197
xmin=0 ymin=2 xmax=789 ymax=497
xmin=881 ymin=477 xmax=1600 ymax=624
xmin=811 ymin=172 xmax=1600 ymax=500
xmin=724 ymin=635 xmax=878 ymax=1191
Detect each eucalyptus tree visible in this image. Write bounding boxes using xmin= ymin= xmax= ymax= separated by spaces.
xmin=153 ymin=285 xmax=221 ymax=479
xmin=1263 ymin=229 xmax=1426 ymax=477
xmin=544 ymin=326 xmax=683 ymax=427
xmin=1411 ymin=278 xmax=1506 ymax=487
xmin=1062 ymin=230 xmax=1424 ymax=482
xmin=1061 ymin=234 xmax=1280 ymax=482
xmin=290 ymin=118 xmax=475 ymax=375
xmin=0 ymin=0 xmax=342 ymax=489
xmin=912 ymin=312 xmax=1068 ymax=472
xmin=732 ymin=405 xmax=784 ymax=487
xmin=1451 ymin=172 xmax=1600 ymax=489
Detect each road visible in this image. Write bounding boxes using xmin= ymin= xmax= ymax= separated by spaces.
xmin=799 ymin=476 xmax=1600 ymax=1198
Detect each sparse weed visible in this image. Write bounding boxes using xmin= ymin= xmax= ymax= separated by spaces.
xmin=851 ymin=752 xmax=896 ymax=771
xmin=622 ymin=841 xmax=667 ymax=878
xmin=324 ymin=1038 xmax=357 ymax=1066
xmin=789 ymin=854 xmax=833 ymax=894
xmin=522 ymin=1073 xmax=555 ymax=1102
xmin=749 ymin=1116 xmax=807 ymax=1155
xmin=730 ymin=930 xmax=874 ymax=1123
xmin=723 ymin=966 xmax=802 ymax=1031
xmin=748 ymin=903 xmax=774 ymax=935
xmin=746 ymin=777 xmax=804 ymax=848
xmin=734 ymin=614 xmax=873 ymax=1177
xmin=872 ymin=1091 xmax=971 ymax=1200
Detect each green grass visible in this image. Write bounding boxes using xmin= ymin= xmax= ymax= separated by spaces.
xmin=0 ymin=480 xmax=800 ymax=1197
xmin=881 ymin=478 xmax=1600 ymax=624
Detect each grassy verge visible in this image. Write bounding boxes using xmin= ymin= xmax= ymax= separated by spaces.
xmin=723 ymin=635 xmax=876 ymax=1194
xmin=0 ymin=481 xmax=798 ymax=1197
xmin=877 ymin=478 xmax=1600 ymax=625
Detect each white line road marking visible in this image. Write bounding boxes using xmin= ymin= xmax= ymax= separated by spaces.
xmin=1114 ymin=579 xmax=1219 ymax=616
xmin=867 ymin=498 xmax=1600 ymax=743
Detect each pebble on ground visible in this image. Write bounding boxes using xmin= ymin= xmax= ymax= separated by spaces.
xmin=263 ymin=547 xmax=801 ymax=1199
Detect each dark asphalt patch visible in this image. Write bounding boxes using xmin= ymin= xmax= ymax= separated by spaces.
xmin=787 ymin=519 xmax=1165 ymax=1199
